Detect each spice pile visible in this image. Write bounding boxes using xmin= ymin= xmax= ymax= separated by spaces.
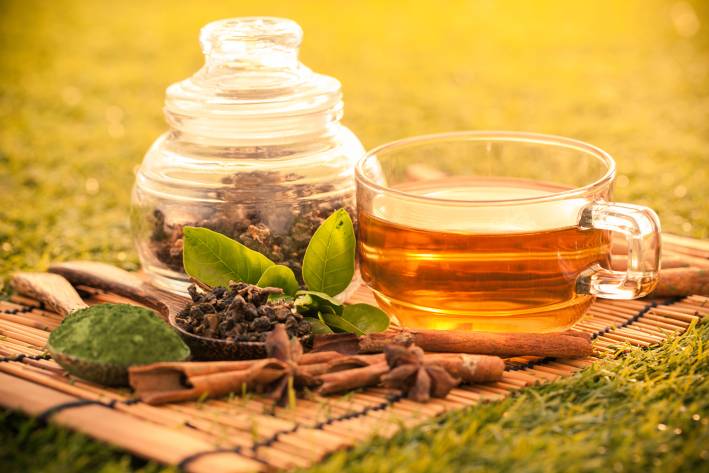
xmin=47 ymin=303 xmax=190 ymax=385
xmin=150 ymin=171 xmax=354 ymax=279
xmin=175 ymin=282 xmax=313 ymax=342
xmin=48 ymin=304 xmax=190 ymax=366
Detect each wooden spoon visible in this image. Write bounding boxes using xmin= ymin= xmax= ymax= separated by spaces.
xmin=10 ymin=272 xmax=88 ymax=317
xmin=48 ymin=261 xmax=181 ymax=320
xmin=44 ymin=261 xmax=311 ymax=360
xmin=9 ymin=271 xmax=189 ymax=385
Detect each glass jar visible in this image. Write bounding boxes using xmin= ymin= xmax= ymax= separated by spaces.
xmin=131 ymin=17 xmax=364 ymax=293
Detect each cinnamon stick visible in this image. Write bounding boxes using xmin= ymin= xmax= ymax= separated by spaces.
xmin=323 ymin=353 xmax=386 ymax=372
xmin=298 ymin=362 xmax=330 ymax=377
xmin=130 ymin=324 xmax=325 ymax=405
xmin=317 ymin=362 xmax=389 ymax=395
xmin=298 ymin=351 xmax=345 ymax=365
xmin=129 ymin=358 xmax=288 ymax=404
xmin=320 ymin=352 xmax=503 ymax=383
xmin=359 ymin=329 xmax=593 ymax=358
xmin=424 ymin=353 xmax=505 ymax=383
xmin=311 ymin=333 xmax=360 ymax=355
xmin=129 ymin=351 xmax=376 ymax=402
xmin=652 ymin=268 xmax=709 ymax=297
xmin=316 ymin=351 xmax=503 ymax=395
xmin=300 ymin=353 xmax=386 ymax=377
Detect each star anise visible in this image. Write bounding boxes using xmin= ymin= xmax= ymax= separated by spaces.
xmin=264 ymin=324 xmax=321 ymax=405
xmin=381 ymin=344 xmax=460 ymax=402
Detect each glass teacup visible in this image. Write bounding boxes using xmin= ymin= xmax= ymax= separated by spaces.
xmin=355 ymin=132 xmax=661 ymax=332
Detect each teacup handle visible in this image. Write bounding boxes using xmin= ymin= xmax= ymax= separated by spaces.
xmin=577 ymin=202 xmax=661 ymax=299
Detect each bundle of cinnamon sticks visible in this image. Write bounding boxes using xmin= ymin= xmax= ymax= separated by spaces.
xmin=129 ymin=347 xmax=505 ymax=404
xmin=130 ymin=345 xmax=504 ymax=404
xmin=129 ymin=325 xmax=595 ymax=405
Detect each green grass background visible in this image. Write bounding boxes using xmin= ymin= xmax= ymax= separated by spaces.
xmin=1 ymin=0 xmax=708 ymax=471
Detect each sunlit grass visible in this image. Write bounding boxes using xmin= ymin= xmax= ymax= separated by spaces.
xmin=308 ymin=321 xmax=709 ymax=473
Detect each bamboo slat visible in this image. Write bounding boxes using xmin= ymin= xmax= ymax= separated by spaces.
xmin=0 ymin=372 xmax=262 ymax=473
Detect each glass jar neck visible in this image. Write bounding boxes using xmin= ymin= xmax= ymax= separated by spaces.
xmin=163 ymin=17 xmax=344 ymax=146
xmin=200 ymin=17 xmax=301 ymax=72
xmin=164 ymin=103 xmax=344 ymax=147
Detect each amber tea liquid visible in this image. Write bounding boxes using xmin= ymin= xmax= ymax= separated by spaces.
xmin=358 ymin=179 xmax=611 ymax=332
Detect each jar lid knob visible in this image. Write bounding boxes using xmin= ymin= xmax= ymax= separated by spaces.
xmin=200 ymin=17 xmax=303 ymax=69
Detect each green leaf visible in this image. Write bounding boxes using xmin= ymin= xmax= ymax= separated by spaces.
xmin=294 ymin=294 xmax=315 ymax=314
xmin=302 ymin=209 xmax=356 ymax=296
xmin=305 ymin=316 xmax=334 ymax=334
xmin=318 ymin=303 xmax=390 ymax=335
xmin=319 ymin=311 xmax=366 ymax=336
xmin=341 ymin=303 xmax=390 ymax=333
xmin=294 ymin=290 xmax=343 ymax=316
xmin=257 ymin=265 xmax=299 ymax=296
xmin=182 ymin=226 xmax=274 ymax=287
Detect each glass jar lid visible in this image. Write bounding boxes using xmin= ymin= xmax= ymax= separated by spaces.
xmin=165 ymin=17 xmax=343 ymax=142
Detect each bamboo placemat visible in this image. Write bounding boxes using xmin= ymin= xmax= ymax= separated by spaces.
xmin=0 ymin=234 xmax=707 ymax=472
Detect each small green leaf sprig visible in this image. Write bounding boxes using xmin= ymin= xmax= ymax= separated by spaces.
xmin=182 ymin=209 xmax=389 ymax=335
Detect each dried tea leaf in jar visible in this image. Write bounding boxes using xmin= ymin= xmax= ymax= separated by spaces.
xmin=148 ymin=171 xmax=353 ymax=281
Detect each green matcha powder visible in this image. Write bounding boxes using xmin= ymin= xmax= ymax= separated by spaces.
xmin=48 ymin=304 xmax=190 ymax=366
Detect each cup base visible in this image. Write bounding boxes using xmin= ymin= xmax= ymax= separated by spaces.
xmin=372 ymin=291 xmax=593 ymax=333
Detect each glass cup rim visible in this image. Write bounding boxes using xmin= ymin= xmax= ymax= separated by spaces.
xmin=355 ymin=131 xmax=616 ymax=206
